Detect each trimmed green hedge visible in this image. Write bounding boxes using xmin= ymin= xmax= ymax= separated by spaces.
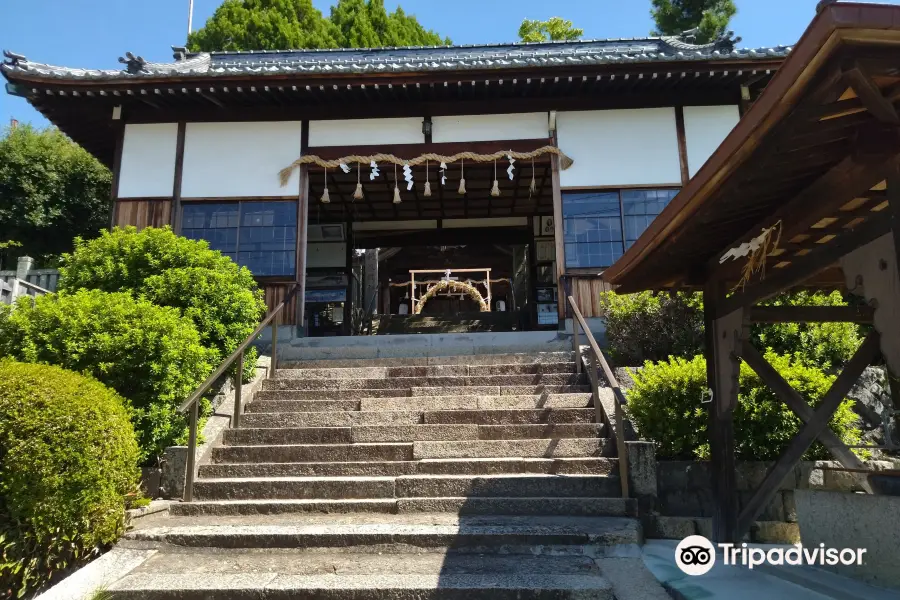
xmin=0 ymin=290 xmax=214 ymax=463
xmin=0 ymin=360 xmax=140 ymax=598
xmin=625 ymin=353 xmax=864 ymax=461
xmin=58 ymin=226 xmax=265 ymax=380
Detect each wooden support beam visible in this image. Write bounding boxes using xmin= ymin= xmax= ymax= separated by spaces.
xmin=739 ymin=340 xmax=873 ymax=493
xmin=735 ymin=331 xmax=881 ymax=540
xmin=718 ymin=215 xmax=891 ymax=316
xmin=675 ymin=106 xmax=690 ymax=185
xmin=170 ymin=122 xmax=186 ymax=232
xmin=551 ymin=128 xmax=566 ymax=323
xmin=296 ymin=120 xmax=310 ymax=332
xmin=704 ymin=283 xmax=742 ymax=543
xmin=747 ymin=305 xmax=874 ymax=324
xmin=843 ymin=62 xmax=900 ymax=125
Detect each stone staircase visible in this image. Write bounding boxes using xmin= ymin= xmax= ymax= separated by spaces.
xmin=374 ymin=311 xmax=522 ymax=334
xmin=108 ymin=350 xmax=666 ymax=599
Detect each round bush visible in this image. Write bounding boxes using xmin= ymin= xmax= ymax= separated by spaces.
xmin=58 ymin=226 xmax=265 ymax=379
xmin=599 ymin=290 xmax=704 ymax=365
xmin=0 ymin=360 xmax=139 ymax=598
xmin=0 ymin=289 xmax=215 ymax=463
xmin=625 ymin=353 xmax=863 ymax=461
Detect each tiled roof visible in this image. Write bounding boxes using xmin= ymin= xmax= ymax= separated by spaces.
xmin=2 ymin=36 xmax=791 ymax=82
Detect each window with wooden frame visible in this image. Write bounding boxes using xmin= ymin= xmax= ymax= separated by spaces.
xmin=181 ymin=201 xmax=297 ymax=276
xmin=562 ymin=188 xmax=679 ymax=269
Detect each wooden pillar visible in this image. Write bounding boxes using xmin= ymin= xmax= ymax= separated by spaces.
xmin=170 ymin=122 xmax=186 ymax=232
xmin=887 ymin=166 xmax=900 ymax=419
xmin=295 ymin=122 xmax=310 ymax=334
xmin=107 ymin=120 xmax=125 ymax=229
xmin=703 ymin=282 xmax=742 ymax=543
xmin=550 ymin=130 xmax=566 ymax=324
xmin=345 ymin=220 xmax=354 ymax=335
xmin=675 ymin=106 xmax=690 ymax=186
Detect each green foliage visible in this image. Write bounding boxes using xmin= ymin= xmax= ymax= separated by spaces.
xmin=599 ymin=291 xmax=704 ymax=366
xmin=650 ymin=0 xmax=737 ymax=44
xmin=600 ymin=290 xmax=862 ymax=371
xmin=0 ymin=290 xmax=215 ymax=464
xmin=0 ymin=360 xmax=139 ymax=598
xmin=0 ymin=125 xmax=111 ymax=269
xmin=58 ymin=226 xmax=266 ymax=380
xmin=188 ymin=0 xmax=449 ymax=52
xmin=754 ymin=291 xmax=862 ymax=371
xmin=518 ymin=17 xmax=583 ymax=42
xmin=329 ymin=0 xmax=449 ymax=48
xmin=626 ymin=353 xmax=863 ymax=461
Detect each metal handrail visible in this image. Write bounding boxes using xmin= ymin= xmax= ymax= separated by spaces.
xmin=566 ymin=295 xmax=630 ymax=498
xmin=179 ymin=283 xmax=300 ymax=502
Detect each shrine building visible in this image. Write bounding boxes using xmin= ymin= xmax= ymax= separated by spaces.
xmin=2 ymin=33 xmax=790 ymax=337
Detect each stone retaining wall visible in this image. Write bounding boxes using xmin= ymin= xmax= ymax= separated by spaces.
xmin=649 ymin=459 xmax=896 ymax=542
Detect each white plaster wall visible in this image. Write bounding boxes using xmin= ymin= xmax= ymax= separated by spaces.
xmin=181 ymin=121 xmax=302 ymax=198
xmin=118 ymin=123 xmax=178 ymax=198
xmin=432 ymin=113 xmax=548 ymax=143
xmin=683 ymin=105 xmax=741 ymax=178
xmin=556 ymin=108 xmax=682 ymax=188
xmin=309 ymin=118 xmax=423 ymax=147
xmin=308 ymin=243 xmax=347 ymax=268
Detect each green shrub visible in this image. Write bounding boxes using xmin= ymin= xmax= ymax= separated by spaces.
xmin=625 ymin=353 xmax=863 ymax=461
xmin=58 ymin=226 xmax=265 ymax=379
xmin=599 ymin=291 xmax=704 ymax=365
xmin=0 ymin=290 xmax=215 ymax=463
xmin=0 ymin=360 xmax=139 ymax=598
xmin=600 ymin=290 xmax=862 ymax=370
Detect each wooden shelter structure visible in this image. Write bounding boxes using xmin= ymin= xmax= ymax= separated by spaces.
xmin=603 ymin=0 xmax=900 ymax=543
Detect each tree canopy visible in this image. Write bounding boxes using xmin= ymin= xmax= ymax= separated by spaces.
xmin=518 ymin=17 xmax=583 ymax=43
xmin=650 ymin=0 xmax=737 ymax=44
xmin=0 ymin=125 xmax=111 ymax=268
xmin=188 ymin=0 xmax=449 ymax=52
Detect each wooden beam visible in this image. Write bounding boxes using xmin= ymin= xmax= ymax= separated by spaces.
xmin=675 ymin=106 xmax=690 ymax=185
xmin=735 ymin=331 xmax=881 ymax=540
xmin=170 ymin=121 xmax=186 ymax=231
xmin=551 ymin=128 xmax=566 ymax=324
xmin=718 ymin=215 xmax=892 ymax=316
xmin=296 ymin=120 xmax=310 ymax=331
xmin=843 ymin=62 xmax=900 ymax=125
xmin=747 ymin=305 xmax=874 ymax=324
xmin=704 ymin=283 xmax=741 ymax=543
xmin=107 ymin=121 xmax=125 ymax=229
xmin=739 ymin=340 xmax=873 ymax=493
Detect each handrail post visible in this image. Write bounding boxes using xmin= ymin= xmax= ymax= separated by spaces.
xmin=270 ymin=319 xmax=278 ymax=379
xmin=572 ymin=313 xmax=581 ymax=375
xmin=232 ymin=351 xmax=244 ymax=428
xmin=183 ymin=400 xmax=198 ymax=502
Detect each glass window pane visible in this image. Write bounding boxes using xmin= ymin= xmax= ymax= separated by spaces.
xmin=236 ymin=201 xmax=298 ymax=276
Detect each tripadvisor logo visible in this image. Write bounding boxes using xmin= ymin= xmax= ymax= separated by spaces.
xmin=675 ymin=535 xmax=867 ymax=576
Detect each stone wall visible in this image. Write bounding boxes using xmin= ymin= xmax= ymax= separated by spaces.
xmin=649 ymin=459 xmax=896 ymax=541
xmin=658 ymin=460 xmax=895 ymax=521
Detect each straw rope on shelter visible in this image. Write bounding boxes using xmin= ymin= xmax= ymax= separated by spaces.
xmin=279 ymin=146 xmax=573 ymax=187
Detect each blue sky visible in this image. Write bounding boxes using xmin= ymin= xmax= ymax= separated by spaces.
xmin=3 ymin=0 xmax=900 ymax=128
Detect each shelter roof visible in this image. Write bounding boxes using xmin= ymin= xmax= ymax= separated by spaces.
xmin=603 ymin=1 xmax=900 ymax=295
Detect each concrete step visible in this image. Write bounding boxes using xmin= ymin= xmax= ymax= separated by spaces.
xmin=212 ymin=443 xmax=413 ymax=464
xmin=423 ymin=408 xmax=596 ymax=425
xmin=413 ymin=438 xmax=612 ymax=459
xmin=394 ymin=474 xmax=621 ymax=499
xmin=107 ymin=550 xmax=615 ymax=599
xmin=281 ymin=352 xmax=576 ymax=369
xmin=359 ymin=394 xmax=594 ymax=412
xmin=262 ymin=373 xmax=586 ymax=391
xmin=225 ymin=427 xmax=353 ymax=445
xmin=122 ymin=513 xmax=642 ymax=551
xmin=240 ymin=408 xmax=595 ymax=428
xmin=169 ymin=496 xmax=636 ymax=517
xmin=409 ymin=386 xmax=592 ymax=397
xmin=279 ymin=362 xmax=576 ymax=380
xmin=241 ymin=410 xmax=424 ymax=428
xmin=199 ymin=457 xmax=617 ymax=479
xmin=192 ymin=474 xmax=619 ymax=501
